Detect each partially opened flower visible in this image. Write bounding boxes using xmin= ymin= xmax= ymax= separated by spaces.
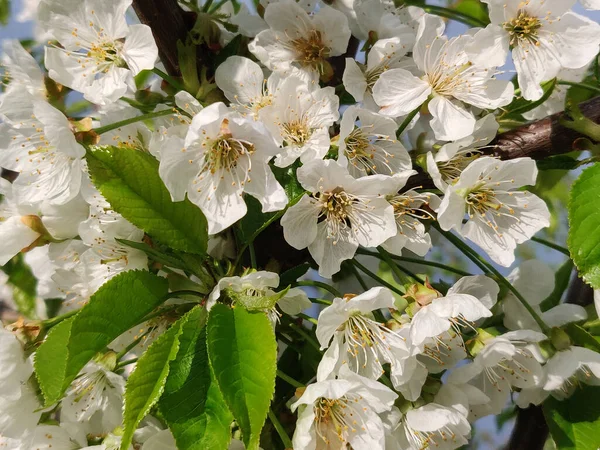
xmin=426 ymin=114 xmax=499 ymax=192
xmin=316 ymin=287 xmax=427 ymax=400
xmin=342 ymin=37 xmax=413 ymax=109
xmin=470 ymin=0 xmax=600 ymax=100
xmin=291 ymin=368 xmax=397 ymax=450
xmin=280 ymin=159 xmax=407 ymax=277
xmin=208 ymin=270 xmax=310 ymax=323
xmin=448 ymin=330 xmax=546 ymax=419
xmin=1 ymin=39 xmax=46 ymax=98
xmin=437 ymin=157 xmax=550 ymax=266
xmin=544 ymin=346 xmax=600 ymax=399
xmin=337 ymin=106 xmax=412 ymax=178
xmin=249 ymin=0 xmax=351 ymax=78
xmin=159 ymin=102 xmax=287 ymax=234
xmin=373 ymin=14 xmax=513 ymax=141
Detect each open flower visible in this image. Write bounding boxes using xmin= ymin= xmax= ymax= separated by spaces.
xmin=159 ymin=102 xmax=287 ymax=234
xmin=437 ymin=157 xmax=550 ymax=266
xmin=249 ymin=0 xmax=351 ymax=78
xmin=291 ymin=368 xmax=397 ymax=450
xmin=258 ymin=77 xmax=339 ymax=167
xmin=543 ymin=346 xmax=600 ymax=399
xmin=0 ymin=91 xmax=85 ymax=206
xmin=373 ymin=14 xmax=513 ymax=141
xmin=316 ymin=287 xmax=427 ymax=401
xmin=337 ymin=106 xmax=412 ymax=178
xmin=470 ymin=0 xmax=600 ymax=100
xmin=42 ymin=0 xmax=158 ymax=104
xmin=281 ymin=159 xmax=407 ymax=277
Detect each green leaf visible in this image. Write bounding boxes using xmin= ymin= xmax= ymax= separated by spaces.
xmin=566 ymin=75 xmax=597 ymax=107
xmin=86 ymin=146 xmax=208 ymax=256
xmin=116 ymin=238 xmax=188 ymax=271
xmin=537 ymin=155 xmax=580 ymax=171
xmin=544 ymin=385 xmax=600 ymax=449
xmin=2 ymin=254 xmax=38 ymax=318
xmin=452 ymin=0 xmax=489 ymax=24
xmin=505 ymin=78 xmax=557 ymax=118
xmin=565 ymin=323 xmax=600 ymax=353
xmin=0 ymin=0 xmax=10 ymax=26
xmin=568 ymin=163 xmax=600 ymax=289
xmin=540 ymin=259 xmax=574 ymax=311
xmin=279 ymin=263 xmax=311 ymax=288
xmin=121 ymin=308 xmax=201 ymax=450
xmin=160 ymin=308 xmax=233 ymax=450
xmin=207 ymin=305 xmax=277 ymax=450
xmin=34 ymin=270 xmax=169 ymax=405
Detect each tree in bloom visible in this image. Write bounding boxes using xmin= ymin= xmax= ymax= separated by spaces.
xmin=1 ymin=0 xmax=600 ymax=449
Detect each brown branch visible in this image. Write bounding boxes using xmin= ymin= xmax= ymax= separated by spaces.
xmin=405 ymin=96 xmax=600 ymax=191
xmin=132 ymin=0 xmax=195 ymax=76
xmin=505 ymin=405 xmax=549 ymax=450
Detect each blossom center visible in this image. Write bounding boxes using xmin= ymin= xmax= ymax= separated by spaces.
xmin=314 ymin=395 xmax=365 ymax=445
xmin=281 ymin=119 xmax=312 ymax=147
xmin=504 ymin=10 xmax=542 ymax=48
xmin=290 ymin=29 xmax=331 ymax=71
xmin=205 ymin=122 xmax=255 ymax=174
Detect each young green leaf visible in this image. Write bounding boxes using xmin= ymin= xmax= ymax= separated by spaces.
xmin=34 ymin=270 xmax=169 ymax=405
xmin=2 ymin=254 xmax=38 ymax=318
xmin=544 ymin=385 xmax=600 ymax=449
xmin=160 ymin=307 xmax=233 ymax=450
xmin=207 ymin=304 xmax=277 ymax=450
xmin=568 ymin=163 xmax=600 ymax=289
xmin=86 ymin=146 xmax=208 ymax=256
xmin=120 ymin=308 xmax=201 ymax=450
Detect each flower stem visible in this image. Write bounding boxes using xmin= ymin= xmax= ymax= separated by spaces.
xmin=249 ymin=241 xmax=257 ymax=269
xmin=396 ymin=105 xmax=422 ymax=139
xmin=115 ymin=357 xmax=139 ymax=370
xmin=350 ymin=259 xmax=405 ymax=296
xmin=41 ymin=308 xmax=80 ymax=330
xmin=268 ymin=409 xmax=294 ymax=448
xmin=152 ymin=67 xmax=185 ymax=91
xmin=298 ymin=313 xmax=318 ymax=325
xmin=434 ymin=225 xmax=550 ymax=333
xmin=347 ymin=261 xmax=369 ymax=290
xmin=558 ymin=80 xmax=600 ymax=95
xmin=309 ymin=297 xmax=333 ymax=305
xmin=93 ymin=108 xmax=176 ymax=135
xmin=377 ymin=247 xmax=425 ymax=284
xmin=531 ymin=237 xmax=570 ymax=257
xmin=357 ymin=248 xmax=473 ymax=276
xmin=294 ymin=280 xmax=342 ymax=298
xmin=277 ymin=370 xmax=304 ymax=388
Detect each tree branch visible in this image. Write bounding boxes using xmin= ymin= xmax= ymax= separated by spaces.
xmin=505 ymin=405 xmax=549 ymax=450
xmin=405 ymin=96 xmax=600 ymax=191
xmin=132 ymin=0 xmax=195 ymax=76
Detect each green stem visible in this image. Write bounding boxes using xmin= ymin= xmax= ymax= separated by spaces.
xmin=288 ymin=322 xmax=321 ymax=352
xmin=350 ymin=259 xmax=405 ymax=296
xmin=152 ymin=67 xmax=185 ymax=91
xmin=249 ymin=242 xmax=257 ymax=269
xmin=277 ymin=370 xmax=304 ymax=388
xmin=348 ymin=262 xmax=369 ymax=290
xmin=115 ymin=357 xmax=139 ymax=370
xmin=396 ymin=105 xmax=422 ymax=139
xmin=558 ymin=80 xmax=600 ymax=95
xmin=41 ymin=308 xmax=80 ymax=330
xmin=531 ymin=237 xmax=570 ymax=257
xmin=231 ymin=210 xmax=287 ymax=274
xmin=357 ymin=248 xmax=473 ymax=277
xmin=164 ymin=290 xmax=206 ymax=300
xmin=294 ymin=280 xmax=342 ymax=298
xmin=435 ymin=225 xmax=550 ymax=333
xmin=268 ymin=409 xmax=293 ymax=448
xmin=377 ymin=247 xmax=425 ymax=284
xmin=309 ymin=297 xmax=333 ymax=306
xmin=93 ymin=109 xmax=175 ymax=135
xmin=298 ymin=313 xmax=318 ymax=325
xmin=115 ymin=328 xmax=153 ymax=361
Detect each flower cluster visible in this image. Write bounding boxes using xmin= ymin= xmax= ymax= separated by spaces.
xmin=0 ymin=0 xmax=599 ymax=448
